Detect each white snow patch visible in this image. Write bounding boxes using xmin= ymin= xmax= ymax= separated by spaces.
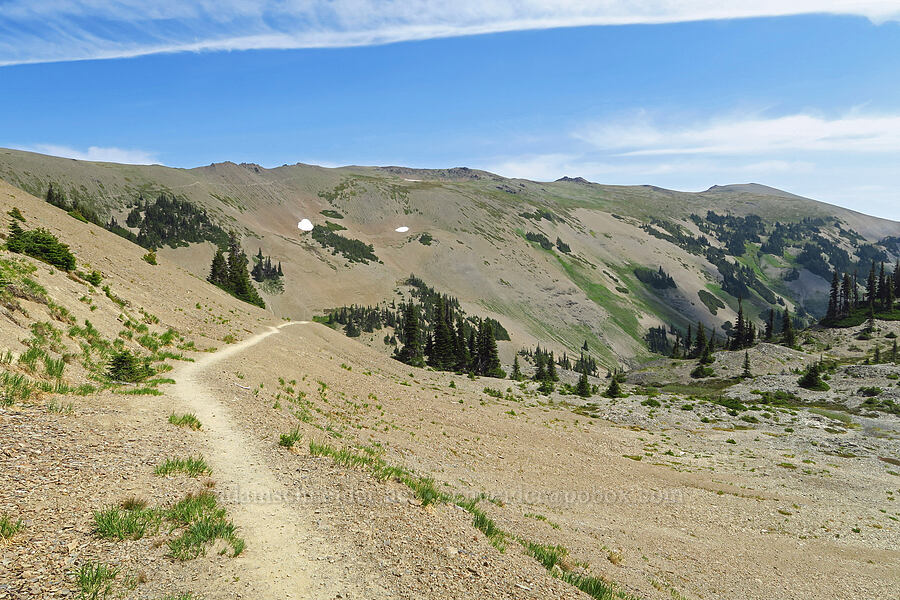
xmin=298 ymin=219 xmax=313 ymax=231
xmin=395 ymin=226 xmax=409 ymax=233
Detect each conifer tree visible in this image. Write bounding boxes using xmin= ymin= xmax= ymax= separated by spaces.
xmin=575 ymin=353 xmax=591 ymax=397
xmin=397 ymin=303 xmax=424 ymax=367
xmin=533 ymin=350 xmax=547 ymax=381
xmin=879 ymin=262 xmax=887 ymax=309
xmin=477 ymin=321 xmax=503 ymax=378
xmin=742 ymin=351 xmax=751 ymax=379
xmin=455 ymin=318 xmax=471 ymax=372
xmin=826 ymin=271 xmax=839 ymax=322
xmin=208 ymin=249 xmax=229 ymax=287
xmin=841 ymin=272 xmax=852 ymax=317
xmin=892 ymin=339 xmax=898 ymax=363
xmin=873 ymin=345 xmax=881 ymax=363
xmin=344 ymin=319 xmax=360 ymax=337
xmin=546 ymin=351 xmax=559 ymax=381
xmin=894 ymin=260 xmax=900 ymax=297
xmin=732 ymin=298 xmax=746 ymax=350
xmin=867 ymin=261 xmax=877 ymax=308
xmin=603 ymin=376 xmax=622 ymax=398
xmin=765 ymin=309 xmax=774 ymax=341
xmin=511 ymin=355 xmax=522 ymax=380
xmin=782 ymin=308 xmax=796 ymax=348
xmin=694 ymin=322 xmax=707 ymax=358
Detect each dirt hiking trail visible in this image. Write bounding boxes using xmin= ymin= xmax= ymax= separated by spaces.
xmin=171 ymin=322 xmax=324 ymax=600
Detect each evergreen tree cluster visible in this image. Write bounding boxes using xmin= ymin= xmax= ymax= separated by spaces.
xmin=634 ymin=266 xmax=676 ymax=290
xmin=394 ymin=300 xmax=504 ymax=377
xmin=321 ymin=304 xmax=399 ymax=335
xmin=645 ymin=325 xmax=670 ymax=354
xmin=6 ymin=220 xmax=76 ymax=271
xmin=250 ymin=248 xmax=284 ymax=283
xmin=116 ymin=192 xmax=229 ymax=249
xmin=310 ymin=224 xmax=378 ymax=264
xmin=524 ymin=231 xmax=553 ymax=250
xmin=207 ymin=232 xmax=265 ymax=308
xmin=45 ymin=183 xmax=105 ymax=225
xmin=728 ymin=297 xmax=757 ymax=350
xmin=823 ymin=260 xmax=899 ymax=326
xmin=321 ymin=275 xmax=509 ymax=377
xmin=669 ymin=321 xmax=722 ymax=359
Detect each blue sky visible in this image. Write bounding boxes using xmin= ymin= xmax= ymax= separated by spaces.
xmin=1 ymin=2 xmax=900 ymax=219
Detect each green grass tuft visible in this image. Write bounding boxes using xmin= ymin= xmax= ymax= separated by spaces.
xmin=154 ymin=456 xmax=211 ymax=478
xmin=93 ymin=505 xmax=161 ymax=540
xmin=168 ymin=413 xmax=202 ymax=430
xmin=0 ymin=514 xmax=24 ymax=539
xmin=74 ymin=561 xmax=119 ymax=600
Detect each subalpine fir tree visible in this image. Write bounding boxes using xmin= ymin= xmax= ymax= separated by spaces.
xmin=826 ymin=271 xmax=839 ymax=322
xmin=866 ymin=262 xmax=877 ymax=308
xmin=732 ymin=297 xmax=747 ymax=350
xmin=765 ymin=309 xmax=774 ymax=341
xmin=546 ymin=352 xmax=559 ymax=381
xmin=841 ymin=272 xmax=852 ymax=317
xmin=343 ymin=319 xmax=360 ymax=337
xmin=879 ymin=262 xmax=888 ymax=309
xmin=476 ymin=321 xmax=503 ymax=378
xmin=575 ymin=353 xmax=591 ymax=397
xmin=892 ymin=339 xmax=898 ymax=363
xmin=894 ymin=260 xmax=900 ymax=297
xmin=511 ymin=355 xmax=522 ymax=380
xmin=396 ymin=303 xmax=424 ymax=367
xmin=603 ymin=376 xmax=622 ymax=398
xmin=533 ymin=351 xmax=547 ymax=381
xmin=742 ymin=351 xmax=751 ymax=379
xmin=455 ymin=318 xmax=471 ymax=372
xmin=208 ymin=249 xmax=228 ymax=287
xmin=781 ymin=308 xmax=796 ymax=348
xmin=222 ymin=233 xmax=265 ymax=308
xmin=694 ymin=322 xmax=707 ymax=358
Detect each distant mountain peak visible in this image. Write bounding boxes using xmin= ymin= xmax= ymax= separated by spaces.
xmin=555 ymin=176 xmax=591 ymax=184
xmin=703 ymin=183 xmax=804 ymax=199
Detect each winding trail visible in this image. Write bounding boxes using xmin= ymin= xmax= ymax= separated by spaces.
xmin=171 ymin=322 xmax=319 ymax=599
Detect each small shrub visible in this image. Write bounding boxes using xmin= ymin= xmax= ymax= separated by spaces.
xmin=641 ymin=398 xmax=661 ymax=408
xmin=690 ymin=365 xmax=714 ymax=379
xmin=798 ymin=363 xmax=829 ymax=391
xmin=858 ymin=386 xmax=882 ymax=397
xmin=106 ymin=350 xmax=152 ymax=382
xmin=84 ymin=270 xmax=103 ymax=286
xmin=6 ymin=224 xmax=76 ymax=271
xmin=7 ymin=207 xmax=25 ymax=222
xmin=142 ymin=251 xmax=157 ymax=265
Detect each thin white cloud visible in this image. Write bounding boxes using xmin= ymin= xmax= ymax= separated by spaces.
xmin=576 ymin=112 xmax=900 ymax=156
xmin=26 ymin=144 xmax=159 ymax=165
xmin=2 ymin=1 xmax=900 ymax=66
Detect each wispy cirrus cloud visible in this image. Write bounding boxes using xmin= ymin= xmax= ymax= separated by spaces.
xmin=575 ymin=112 xmax=900 ymax=156
xmin=2 ymin=1 xmax=900 ymax=66
xmin=23 ymin=144 xmax=159 ymax=165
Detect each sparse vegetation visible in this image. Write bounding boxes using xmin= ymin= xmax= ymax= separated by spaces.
xmin=154 ymin=456 xmax=211 ymax=477
xmin=168 ymin=413 xmax=202 ymax=430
